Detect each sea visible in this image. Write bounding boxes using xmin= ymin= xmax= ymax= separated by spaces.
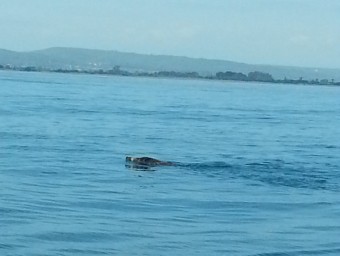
xmin=1 ymin=70 xmax=340 ymax=256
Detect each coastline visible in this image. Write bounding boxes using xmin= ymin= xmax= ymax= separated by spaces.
xmin=1 ymin=65 xmax=339 ymax=87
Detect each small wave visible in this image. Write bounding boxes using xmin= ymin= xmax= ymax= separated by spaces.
xmin=127 ymin=159 xmax=340 ymax=191
xmin=182 ymin=160 xmax=331 ymax=189
xmin=56 ymin=248 xmax=117 ymax=255
xmin=125 ymin=160 xmax=232 ymax=172
xmin=179 ymin=161 xmax=233 ymax=169
xmin=0 ymin=76 xmax=68 ymax=86
xmin=252 ymin=247 xmax=340 ymax=256
xmin=240 ymin=160 xmax=338 ymax=191
xmin=32 ymin=231 xmax=113 ymax=243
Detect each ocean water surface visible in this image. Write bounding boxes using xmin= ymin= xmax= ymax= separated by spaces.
xmin=1 ymin=70 xmax=340 ymax=255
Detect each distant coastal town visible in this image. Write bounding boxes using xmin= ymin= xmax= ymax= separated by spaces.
xmin=1 ymin=64 xmax=339 ymax=86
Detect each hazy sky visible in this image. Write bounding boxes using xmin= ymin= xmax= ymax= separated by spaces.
xmin=0 ymin=0 xmax=339 ymax=68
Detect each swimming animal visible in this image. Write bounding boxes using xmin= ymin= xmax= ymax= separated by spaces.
xmin=125 ymin=156 xmax=174 ymax=167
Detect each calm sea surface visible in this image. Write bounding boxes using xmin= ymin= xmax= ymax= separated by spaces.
xmin=1 ymin=71 xmax=340 ymax=256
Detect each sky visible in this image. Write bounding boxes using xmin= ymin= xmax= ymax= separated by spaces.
xmin=0 ymin=0 xmax=339 ymax=69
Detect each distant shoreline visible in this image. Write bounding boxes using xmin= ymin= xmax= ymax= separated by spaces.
xmin=1 ymin=65 xmax=339 ymax=86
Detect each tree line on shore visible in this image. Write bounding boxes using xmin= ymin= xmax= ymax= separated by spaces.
xmin=0 ymin=64 xmax=339 ymax=86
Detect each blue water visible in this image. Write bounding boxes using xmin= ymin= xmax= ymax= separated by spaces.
xmin=1 ymin=70 xmax=340 ymax=256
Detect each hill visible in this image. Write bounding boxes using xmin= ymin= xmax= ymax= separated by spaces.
xmin=1 ymin=47 xmax=339 ymax=80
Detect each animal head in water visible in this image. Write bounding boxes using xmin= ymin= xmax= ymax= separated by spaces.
xmin=125 ymin=156 xmax=173 ymax=167
xmin=125 ymin=156 xmax=135 ymax=162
